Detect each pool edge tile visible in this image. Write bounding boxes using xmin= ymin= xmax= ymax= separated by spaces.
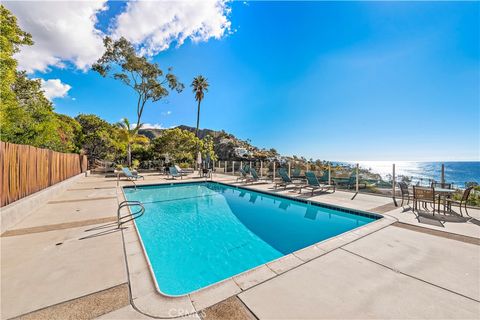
xmin=293 ymin=244 xmax=328 ymax=262
xmin=316 ymin=217 xmax=396 ymax=253
xmin=266 ymin=254 xmax=303 ymax=275
xmin=189 ymin=278 xmax=242 ymax=311
xmin=233 ymin=265 xmax=277 ymax=290
xmin=132 ymin=291 xmax=195 ymax=318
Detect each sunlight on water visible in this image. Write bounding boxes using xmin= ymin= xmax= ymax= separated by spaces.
xmin=348 ymin=161 xmax=480 ymax=186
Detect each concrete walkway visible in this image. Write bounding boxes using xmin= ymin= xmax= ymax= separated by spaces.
xmin=2 ymin=173 xmax=479 ymax=320
xmin=239 ymin=226 xmax=479 ymax=319
xmin=1 ymin=176 xmax=128 ymax=319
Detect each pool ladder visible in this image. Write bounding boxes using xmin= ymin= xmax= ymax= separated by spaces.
xmin=117 ymin=200 xmax=145 ymax=228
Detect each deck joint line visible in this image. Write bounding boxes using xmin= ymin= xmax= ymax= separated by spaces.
xmin=340 ymin=247 xmax=480 ymax=303
xmin=1 ymin=216 xmax=117 ymax=237
xmin=48 ymin=196 xmax=117 ymax=204
xmin=235 ymin=296 xmax=261 ymax=320
xmin=392 ymin=222 xmax=480 ymax=245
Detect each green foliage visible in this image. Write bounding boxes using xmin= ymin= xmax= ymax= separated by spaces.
xmin=178 ymin=162 xmax=191 ymax=169
xmin=0 ymin=5 xmax=33 ymax=123
xmin=92 ymin=37 xmax=184 ymax=128
xmin=55 ymin=114 xmax=82 ymax=153
xmin=151 ymin=128 xmax=217 ymax=164
xmin=131 ymin=159 xmax=140 ymax=170
xmin=116 ymin=118 xmax=149 ymax=165
xmin=2 ymin=71 xmax=79 ymax=152
xmin=151 ymin=128 xmax=198 ymax=163
xmin=75 ymin=114 xmax=122 ymax=163
xmin=0 ymin=6 xmax=80 ymax=153
xmin=200 ymin=135 xmax=217 ymax=162
xmin=191 ymin=75 xmax=209 ymax=102
xmin=451 ymin=186 xmax=480 ymax=207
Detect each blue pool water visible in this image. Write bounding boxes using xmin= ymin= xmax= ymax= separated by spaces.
xmin=124 ymin=182 xmax=378 ymax=296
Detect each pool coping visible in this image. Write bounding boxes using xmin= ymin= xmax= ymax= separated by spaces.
xmin=119 ymin=180 xmax=398 ymax=318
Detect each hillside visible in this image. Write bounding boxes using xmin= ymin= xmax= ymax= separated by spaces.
xmin=139 ymin=125 xmax=279 ymax=160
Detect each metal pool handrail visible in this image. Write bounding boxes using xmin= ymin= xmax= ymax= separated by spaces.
xmin=117 ymin=200 xmax=145 ymax=228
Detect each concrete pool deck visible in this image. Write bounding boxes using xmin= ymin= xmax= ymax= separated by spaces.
xmin=1 ymin=172 xmax=479 ymax=319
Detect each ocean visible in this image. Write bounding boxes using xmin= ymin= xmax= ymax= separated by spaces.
xmin=343 ymin=161 xmax=480 ymax=188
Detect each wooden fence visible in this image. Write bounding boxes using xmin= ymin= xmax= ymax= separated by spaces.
xmin=0 ymin=142 xmax=88 ymax=207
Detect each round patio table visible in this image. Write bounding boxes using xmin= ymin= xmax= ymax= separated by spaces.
xmin=435 ymin=188 xmax=456 ymax=213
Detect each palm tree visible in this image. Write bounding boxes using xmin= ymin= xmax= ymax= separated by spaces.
xmin=116 ymin=118 xmax=147 ymax=167
xmin=191 ymin=75 xmax=209 ymax=138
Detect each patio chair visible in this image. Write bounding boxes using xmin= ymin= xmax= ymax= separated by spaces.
xmin=245 ymin=168 xmax=268 ymax=184
xmin=122 ymin=167 xmax=144 ymax=181
xmin=299 ymin=171 xmax=335 ymax=196
xmin=168 ymin=166 xmax=183 ymax=180
xmin=291 ymin=168 xmax=302 ymax=179
xmin=445 ymin=187 xmax=474 ymax=216
xmin=275 ymin=168 xmax=302 ymax=189
xmin=413 ymin=186 xmax=438 ymax=215
xmin=174 ymin=165 xmax=192 ymax=175
xmin=317 ymin=172 xmax=332 ymax=185
xmin=398 ymin=182 xmax=413 ymax=206
xmin=237 ymin=168 xmax=248 ymax=182
xmin=317 ymin=172 xmax=335 ymax=193
xmin=333 ymin=174 xmax=366 ymax=190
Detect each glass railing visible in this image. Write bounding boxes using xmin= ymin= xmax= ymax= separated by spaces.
xmin=212 ymin=160 xmax=478 ymax=207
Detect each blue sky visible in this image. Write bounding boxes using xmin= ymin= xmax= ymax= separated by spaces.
xmin=23 ymin=1 xmax=480 ymax=161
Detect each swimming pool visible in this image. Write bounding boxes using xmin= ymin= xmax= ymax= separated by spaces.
xmin=123 ymin=182 xmax=380 ymax=296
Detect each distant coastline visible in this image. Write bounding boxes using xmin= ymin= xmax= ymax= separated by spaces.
xmin=336 ymin=161 xmax=480 ymax=187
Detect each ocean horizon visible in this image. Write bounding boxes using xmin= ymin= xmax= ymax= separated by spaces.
xmin=336 ymin=161 xmax=480 ymax=187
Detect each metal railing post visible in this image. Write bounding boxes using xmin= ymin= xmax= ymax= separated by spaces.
xmin=328 ymin=164 xmax=331 ymax=185
xmin=224 ymin=160 xmax=227 ymax=173
xmin=260 ymin=161 xmax=263 ymax=177
xmin=232 ymin=161 xmax=235 ymax=175
xmin=441 ymin=163 xmax=445 ymax=184
xmin=288 ymin=162 xmax=291 ymax=177
xmin=356 ymin=163 xmax=359 ymax=193
xmin=273 ymin=162 xmax=276 ymax=182
xmin=240 ymin=161 xmax=243 ymax=170
xmin=393 ymin=163 xmax=397 ymax=206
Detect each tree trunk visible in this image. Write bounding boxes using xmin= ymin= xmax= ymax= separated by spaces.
xmin=195 ymin=100 xmax=201 ymax=138
xmin=127 ymin=143 xmax=132 ymax=167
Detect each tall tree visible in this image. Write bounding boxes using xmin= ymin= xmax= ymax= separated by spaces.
xmin=151 ymin=128 xmax=199 ymax=163
xmin=75 ymin=114 xmax=121 ymax=164
xmin=0 ymin=6 xmax=80 ymax=153
xmin=116 ymin=118 xmax=148 ymax=166
xmin=0 ymin=5 xmax=33 ymax=117
xmin=92 ymin=37 xmax=184 ymax=129
xmin=191 ymin=75 xmax=209 ymax=138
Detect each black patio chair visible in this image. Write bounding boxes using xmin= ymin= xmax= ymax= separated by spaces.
xmin=398 ymin=182 xmax=413 ymax=206
xmin=446 ymin=187 xmax=474 ymax=217
xmin=413 ymin=186 xmax=437 ymax=215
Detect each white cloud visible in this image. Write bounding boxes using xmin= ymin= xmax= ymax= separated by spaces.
xmin=5 ymin=0 xmax=232 ymax=73
xmin=161 ymin=110 xmax=172 ymax=116
xmin=112 ymin=0 xmax=232 ymax=56
xmin=142 ymin=123 xmax=164 ymax=129
xmin=4 ymin=0 xmax=107 ymax=73
xmin=39 ymin=79 xmax=72 ymax=101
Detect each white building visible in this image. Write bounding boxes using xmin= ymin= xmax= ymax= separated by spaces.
xmin=234 ymin=147 xmax=251 ymax=158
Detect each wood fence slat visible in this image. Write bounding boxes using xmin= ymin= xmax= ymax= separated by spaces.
xmin=0 ymin=142 xmax=87 ymax=207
